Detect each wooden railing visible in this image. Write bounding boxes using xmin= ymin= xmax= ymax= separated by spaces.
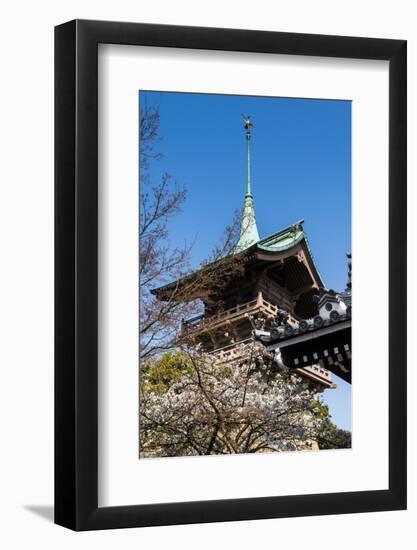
xmin=211 ymin=343 xmax=332 ymax=385
xmin=182 ymin=292 xmax=279 ymax=334
xmin=211 ymin=339 xmax=253 ymax=361
xmin=299 ymin=364 xmax=332 ymax=382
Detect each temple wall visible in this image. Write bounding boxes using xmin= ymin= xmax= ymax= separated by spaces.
xmin=257 ymin=273 xmax=294 ymax=312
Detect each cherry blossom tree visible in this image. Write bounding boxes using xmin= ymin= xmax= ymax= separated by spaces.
xmin=140 ymin=342 xmax=327 ymax=457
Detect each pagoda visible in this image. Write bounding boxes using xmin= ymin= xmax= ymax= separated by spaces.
xmin=153 ymin=116 xmax=335 ymax=389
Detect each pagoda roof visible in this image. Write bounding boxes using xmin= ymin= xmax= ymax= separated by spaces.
xmin=242 ymin=219 xmax=324 ymax=287
xmin=152 ymin=219 xmax=324 ymax=298
xmin=254 ymin=220 xmax=305 ymax=253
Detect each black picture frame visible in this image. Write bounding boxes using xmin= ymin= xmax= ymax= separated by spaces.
xmin=55 ymin=19 xmax=407 ymax=531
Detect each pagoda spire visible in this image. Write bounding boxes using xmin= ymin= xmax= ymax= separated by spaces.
xmin=236 ymin=116 xmax=260 ymax=253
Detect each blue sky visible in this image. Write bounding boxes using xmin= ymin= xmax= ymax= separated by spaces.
xmin=140 ymin=90 xmax=351 ymax=431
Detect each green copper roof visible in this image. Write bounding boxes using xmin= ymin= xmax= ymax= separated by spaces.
xmin=235 ymin=192 xmax=260 ymax=252
xmin=254 ymin=219 xmax=324 ymax=287
xmin=235 ymin=120 xmax=260 ymax=253
xmin=257 ymin=220 xmax=305 ymax=252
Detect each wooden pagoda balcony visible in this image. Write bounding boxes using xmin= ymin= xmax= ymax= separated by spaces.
xmin=181 ymin=291 xmax=334 ymax=389
xmin=210 ymin=340 xmax=334 ymax=387
xmin=181 ymin=291 xmax=287 ymax=336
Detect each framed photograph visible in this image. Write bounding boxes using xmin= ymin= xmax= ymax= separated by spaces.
xmin=55 ymin=19 xmax=406 ymax=530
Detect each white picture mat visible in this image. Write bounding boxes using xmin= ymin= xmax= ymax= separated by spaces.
xmin=98 ymin=44 xmax=389 ymax=507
